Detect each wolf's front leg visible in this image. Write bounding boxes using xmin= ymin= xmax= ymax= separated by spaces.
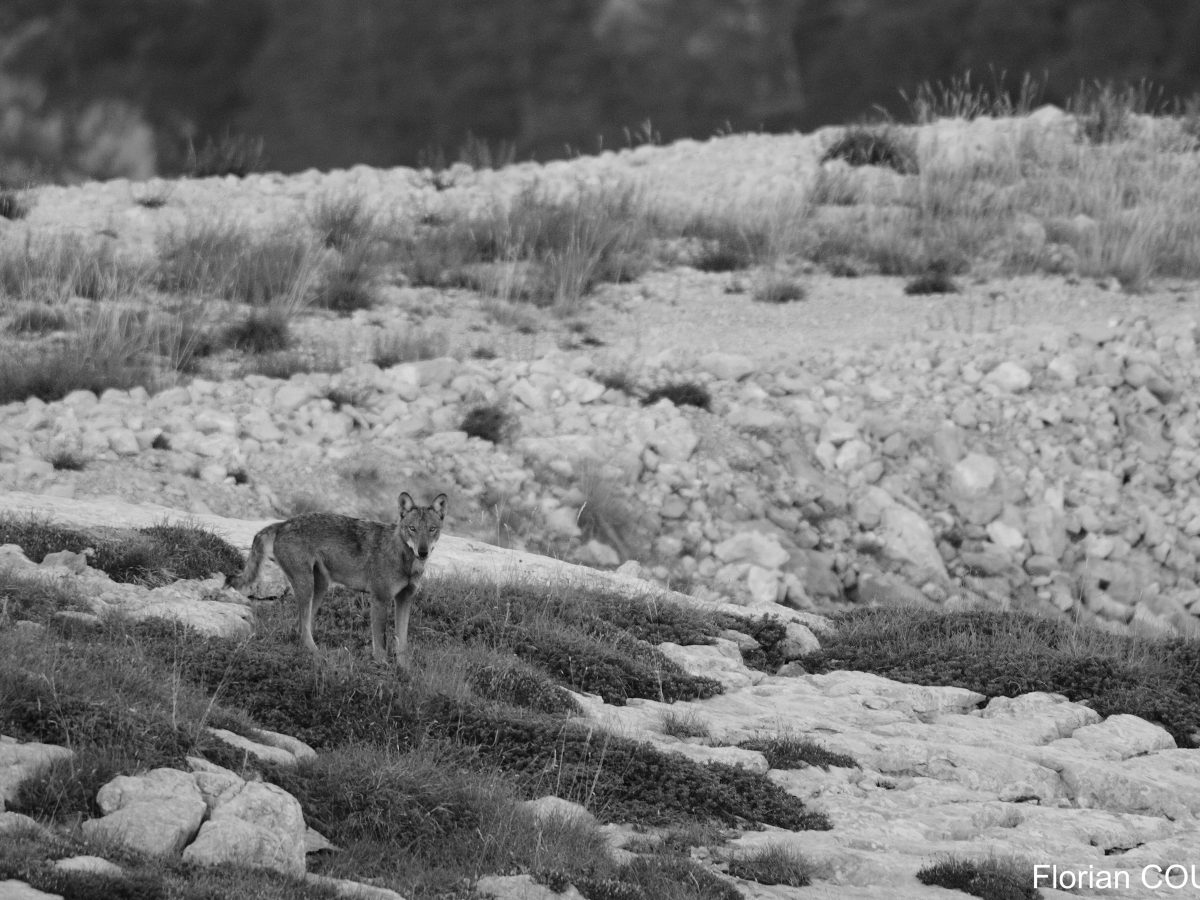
xmin=369 ymin=593 xmax=390 ymax=664
xmin=392 ymin=584 xmax=417 ymax=667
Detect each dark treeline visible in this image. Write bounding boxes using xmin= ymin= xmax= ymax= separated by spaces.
xmin=3 ymin=0 xmax=1200 ymax=176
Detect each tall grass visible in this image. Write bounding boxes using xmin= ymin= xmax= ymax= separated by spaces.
xmin=0 ymin=234 xmax=148 ymax=303
xmin=0 ymin=304 xmax=219 ymax=404
xmin=803 ymin=118 xmax=1200 ymax=285
xmin=156 ymin=220 xmax=319 ymax=304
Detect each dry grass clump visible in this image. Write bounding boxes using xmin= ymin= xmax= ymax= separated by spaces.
xmin=184 ymin=132 xmax=267 ymax=178
xmin=0 ymin=236 xmax=148 ymax=303
xmin=156 ymin=220 xmax=318 ymax=305
xmin=309 ymin=191 xmax=376 ymax=250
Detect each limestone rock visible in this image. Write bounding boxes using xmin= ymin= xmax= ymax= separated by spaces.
xmin=714 ymin=532 xmax=788 ymax=569
xmin=878 ymin=507 xmax=948 ymax=583
xmin=82 ymin=768 xmax=206 ymax=857
xmin=183 ymin=780 xmax=307 ymax=876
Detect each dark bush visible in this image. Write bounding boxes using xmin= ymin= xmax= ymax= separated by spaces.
xmin=222 ymin=309 xmax=291 ymax=353
xmin=184 ymin=133 xmax=267 ymax=178
xmin=822 ymin=126 xmax=918 ymax=175
xmin=461 ymin=404 xmax=510 ymax=443
xmin=642 ymin=382 xmax=711 ymax=411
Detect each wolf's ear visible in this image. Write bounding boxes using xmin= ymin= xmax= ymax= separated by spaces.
xmin=432 ymin=493 xmax=448 ymax=519
xmin=399 ymin=492 xmax=415 ymax=515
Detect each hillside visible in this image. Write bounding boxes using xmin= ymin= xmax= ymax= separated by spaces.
xmin=2 ymin=102 xmax=1200 ymax=898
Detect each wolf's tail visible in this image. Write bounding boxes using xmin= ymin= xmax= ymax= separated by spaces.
xmin=230 ymin=523 xmax=280 ymax=592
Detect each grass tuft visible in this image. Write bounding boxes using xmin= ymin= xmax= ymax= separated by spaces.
xmin=184 ymin=132 xmax=267 ymax=178
xmin=753 ymin=275 xmax=807 ymax=304
xmin=309 ymin=192 xmax=375 ymax=251
xmin=916 ymin=855 xmax=1039 ymax=900
xmin=738 ymin=735 xmax=858 ymax=771
xmin=725 ymin=843 xmax=813 ymax=887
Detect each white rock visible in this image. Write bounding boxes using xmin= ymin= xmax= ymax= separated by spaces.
xmin=523 ymin=795 xmax=596 ymax=826
xmin=879 ymin=506 xmax=948 ymax=582
xmin=82 ymin=768 xmax=206 ymax=857
xmin=713 ymin=532 xmax=788 ymax=569
xmin=183 ymin=780 xmax=307 ymax=876
xmin=697 ymin=351 xmax=754 ymax=381
xmin=745 ymin=564 xmax=781 ymax=605
xmin=984 ymin=361 xmax=1033 ymax=392
xmin=986 ymin=520 xmax=1025 ymax=551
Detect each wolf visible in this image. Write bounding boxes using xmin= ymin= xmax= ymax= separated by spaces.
xmin=231 ymin=492 xmax=448 ymax=665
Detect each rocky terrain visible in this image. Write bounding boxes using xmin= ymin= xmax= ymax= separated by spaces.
xmin=3 ymin=109 xmax=1200 ymax=898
